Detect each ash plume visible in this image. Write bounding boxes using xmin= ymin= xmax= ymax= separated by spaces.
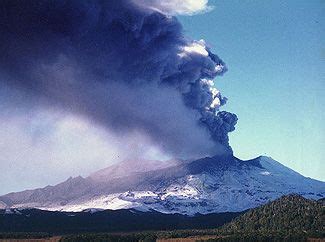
xmin=0 ymin=0 xmax=237 ymax=158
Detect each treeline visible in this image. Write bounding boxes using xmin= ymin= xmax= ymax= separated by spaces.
xmin=0 ymin=194 xmax=323 ymax=241
xmin=0 ymin=232 xmax=50 ymax=239
xmin=60 ymin=233 xmax=157 ymax=242
xmin=58 ymin=230 xmax=325 ymax=242
xmin=221 ymin=194 xmax=324 ymax=234
xmin=0 ymin=208 xmax=241 ymax=233
xmin=203 ymin=232 xmax=319 ymax=242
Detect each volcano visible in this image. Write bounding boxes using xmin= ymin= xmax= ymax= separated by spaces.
xmin=0 ymin=155 xmax=324 ymax=215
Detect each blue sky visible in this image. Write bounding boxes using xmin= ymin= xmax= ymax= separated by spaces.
xmin=179 ymin=0 xmax=325 ymax=180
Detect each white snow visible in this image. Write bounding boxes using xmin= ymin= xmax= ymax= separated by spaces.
xmin=261 ymin=171 xmax=271 ymax=175
xmin=4 ymin=156 xmax=325 ymax=216
xmin=45 ymin=194 xmax=140 ymax=212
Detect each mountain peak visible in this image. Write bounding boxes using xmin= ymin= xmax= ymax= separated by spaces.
xmin=0 ymin=155 xmax=324 ymax=215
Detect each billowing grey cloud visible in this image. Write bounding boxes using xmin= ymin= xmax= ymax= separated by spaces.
xmin=0 ymin=0 xmax=237 ymax=158
xmin=133 ymin=0 xmax=213 ymax=15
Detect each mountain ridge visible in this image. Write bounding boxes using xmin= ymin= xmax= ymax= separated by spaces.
xmin=0 ymin=155 xmax=324 ymax=214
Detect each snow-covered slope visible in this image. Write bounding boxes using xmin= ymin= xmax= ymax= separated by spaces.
xmin=0 ymin=156 xmax=324 ymax=215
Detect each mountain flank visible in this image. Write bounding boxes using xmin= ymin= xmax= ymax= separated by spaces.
xmin=0 ymin=156 xmax=324 ymax=215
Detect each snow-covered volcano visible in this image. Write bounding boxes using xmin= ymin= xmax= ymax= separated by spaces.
xmin=0 ymin=156 xmax=324 ymax=215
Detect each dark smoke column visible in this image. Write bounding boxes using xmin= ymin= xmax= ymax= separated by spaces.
xmin=0 ymin=0 xmax=237 ymax=156
xmin=178 ymin=42 xmax=238 ymax=154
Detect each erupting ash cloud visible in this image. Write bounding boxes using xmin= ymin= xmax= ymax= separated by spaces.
xmin=0 ymin=0 xmax=237 ymax=158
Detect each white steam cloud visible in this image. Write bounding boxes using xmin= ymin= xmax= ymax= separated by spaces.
xmin=133 ymin=0 xmax=213 ymax=15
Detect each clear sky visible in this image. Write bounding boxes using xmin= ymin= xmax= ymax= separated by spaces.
xmin=179 ymin=0 xmax=325 ymax=181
